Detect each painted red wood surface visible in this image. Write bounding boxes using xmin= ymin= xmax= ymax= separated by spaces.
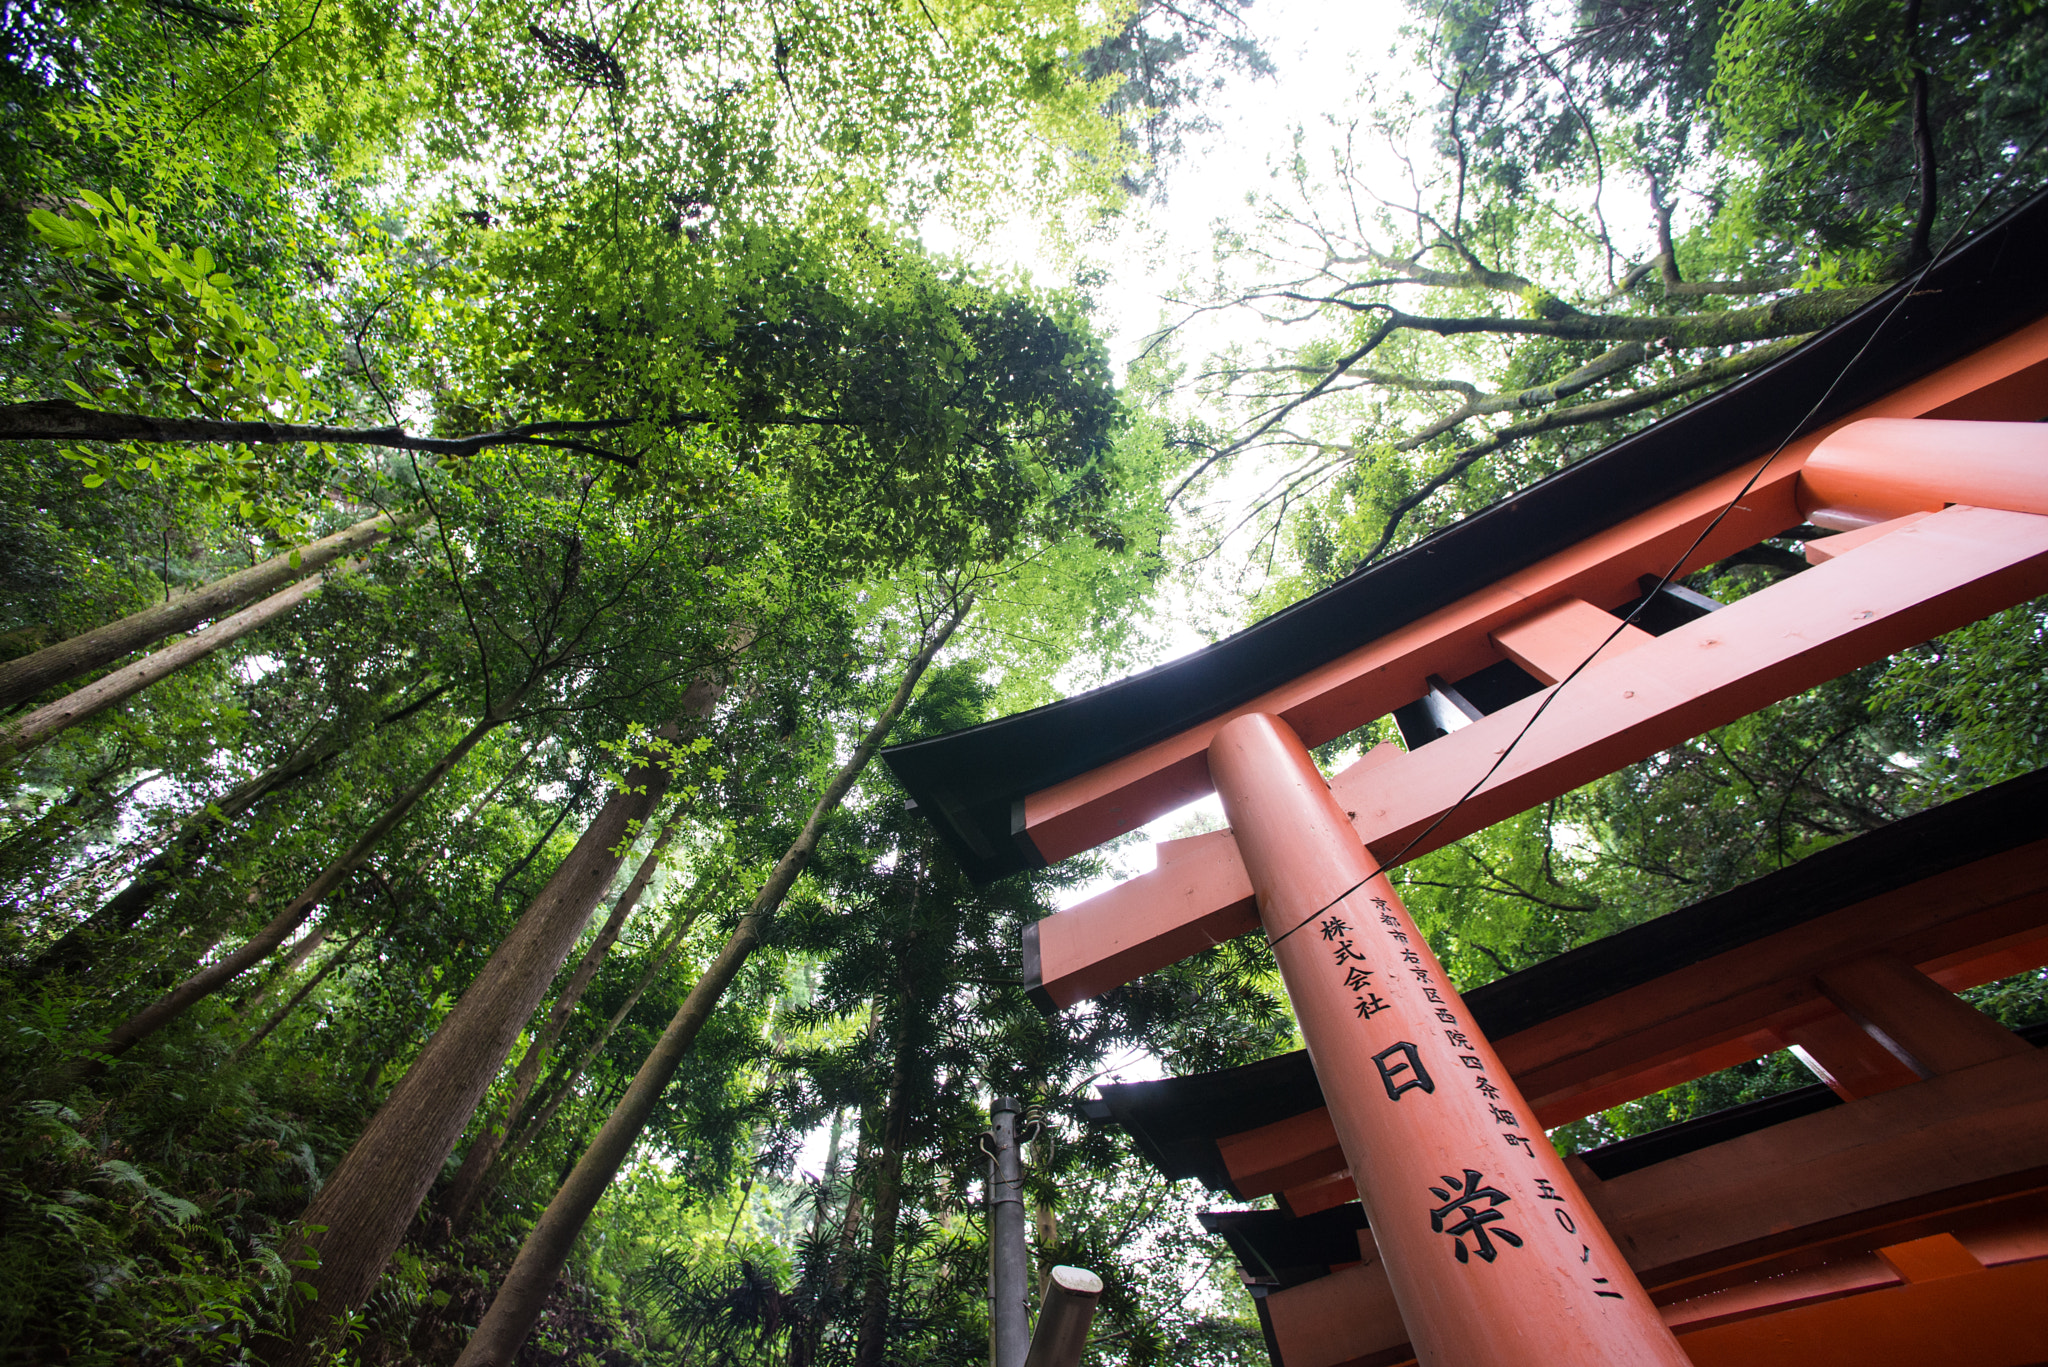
xmin=1020 ymin=316 xmax=2048 ymax=865
xmin=1210 ymin=713 xmax=1690 ymax=1367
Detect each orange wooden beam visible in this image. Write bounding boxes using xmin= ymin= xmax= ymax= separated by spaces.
xmin=1814 ymin=952 xmax=2035 ymax=1078
xmin=1675 ymin=1253 xmax=2048 ymax=1367
xmin=1798 ymin=417 xmax=2048 ymax=528
xmin=1030 ymin=501 xmax=2048 ymax=1012
xmin=1024 ymin=828 xmax=1254 ymax=1010
xmin=1279 ymin=1170 xmax=1359 ymax=1219
xmin=1216 ymin=1106 xmax=1344 ymax=1198
xmin=1019 ymin=318 xmax=2048 ymax=866
xmin=1490 ymin=597 xmax=1653 ymax=685
xmin=1500 ymin=852 xmax=2048 ymax=1124
xmin=1579 ymin=1049 xmax=2048 ymax=1284
xmin=1334 ymin=502 xmax=2048 ymax=865
xmin=1024 ymin=459 xmax=1804 ymax=865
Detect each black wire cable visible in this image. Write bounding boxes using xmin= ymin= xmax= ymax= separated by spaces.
xmin=1263 ymin=158 xmax=2046 ymax=953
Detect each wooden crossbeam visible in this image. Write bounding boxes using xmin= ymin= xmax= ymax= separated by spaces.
xmin=1032 ymin=501 xmax=2048 ymax=1011
xmin=1017 ymin=317 xmax=2048 ymax=869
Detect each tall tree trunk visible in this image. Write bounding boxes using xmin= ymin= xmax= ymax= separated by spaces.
xmin=440 ymin=813 xmax=681 ymax=1233
xmin=238 ymin=858 xmax=419 ymax=1016
xmin=1903 ymin=0 xmax=1939 ymax=269
xmin=812 ymin=1107 xmax=848 ymax=1239
xmin=245 ymin=921 xmax=335 ymax=1007
xmin=487 ymin=889 xmax=708 ymax=1185
xmin=267 ymin=686 xmax=722 ymax=1366
xmin=0 ymin=511 xmax=402 ymax=711
xmin=231 ymin=922 xmax=375 ymax=1060
xmin=0 ymin=755 xmax=136 ymax=885
xmin=30 ymin=732 xmax=344 ymax=978
xmin=451 ymin=597 xmax=971 ymax=1367
xmin=825 ymin=1000 xmax=884 ymax=1289
xmin=489 ymin=770 xmax=598 ymax=902
xmin=96 ymin=699 xmax=521 ymax=1061
xmin=1032 ymin=1130 xmax=1058 ymax=1295
xmin=852 ymin=1019 xmax=915 ymax=1367
xmin=3 ymin=561 xmax=368 ymax=761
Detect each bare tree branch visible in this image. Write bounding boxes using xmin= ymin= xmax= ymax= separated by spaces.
xmin=1342 ymin=334 xmax=1810 ymax=568
xmin=0 ymin=400 xmax=867 ymax=466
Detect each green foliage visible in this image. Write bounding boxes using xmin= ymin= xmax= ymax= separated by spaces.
xmin=0 ymin=976 xmax=349 ymax=1364
xmin=3 ymin=0 xmax=2046 ymax=1363
xmin=1870 ymin=597 xmax=2048 ymax=792
xmin=1711 ymin=0 xmax=2048 ymax=269
xmin=22 ymin=188 xmax=330 ymax=535
xmin=28 ymin=189 xmax=311 ymax=421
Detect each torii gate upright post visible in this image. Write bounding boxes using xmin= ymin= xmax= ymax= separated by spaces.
xmin=1208 ymin=712 xmax=1689 ymax=1365
xmin=883 ymin=327 xmax=2048 ymax=1364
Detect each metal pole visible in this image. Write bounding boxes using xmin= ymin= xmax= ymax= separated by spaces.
xmin=1207 ymin=712 xmax=1691 ymax=1367
xmin=988 ymin=1096 xmax=1030 ymax=1367
xmin=1023 ymin=1265 xmax=1102 ymax=1367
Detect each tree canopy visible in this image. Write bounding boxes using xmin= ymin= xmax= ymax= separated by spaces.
xmin=2 ymin=0 xmax=2044 ymax=1364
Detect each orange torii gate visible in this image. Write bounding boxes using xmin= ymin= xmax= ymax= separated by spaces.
xmin=883 ymin=191 xmax=2048 ymax=1364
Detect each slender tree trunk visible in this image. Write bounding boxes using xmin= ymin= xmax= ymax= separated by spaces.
xmin=452 ymin=597 xmax=971 ymax=1367
xmin=469 ymin=722 xmax=554 ymax=812
xmin=1033 ymin=1131 xmax=1058 ymax=1296
xmin=812 ymin=1107 xmax=848 ymax=1239
xmin=239 ymin=854 xmax=427 ymax=1016
xmin=1903 ymin=0 xmax=1938 ymax=270
xmin=0 ymin=756 xmax=134 ymax=884
xmin=3 ymin=563 xmax=367 ymax=761
xmin=488 ymin=890 xmax=707 ymax=1182
xmin=250 ymin=922 xmax=334 ymax=1002
xmin=267 ymin=687 xmax=722 ymax=1367
xmin=97 ymin=702 xmax=518 ymax=1060
xmin=826 ymin=1002 xmax=882 ymax=1288
xmin=834 ymin=1155 xmax=870 ymax=1280
xmin=440 ymin=813 xmax=681 ymax=1233
xmin=490 ymin=770 xmax=598 ymax=901
xmin=852 ymin=1021 xmax=914 ymax=1367
xmin=30 ymin=733 xmax=343 ymax=978
xmin=0 ymin=511 xmax=402 ymax=712
xmin=231 ymin=923 xmax=374 ymax=1060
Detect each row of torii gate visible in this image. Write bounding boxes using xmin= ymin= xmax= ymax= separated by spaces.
xmin=888 ymin=190 xmax=2048 ymax=1364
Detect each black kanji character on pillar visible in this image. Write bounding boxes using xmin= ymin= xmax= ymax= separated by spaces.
xmin=1344 ymin=965 xmax=1376 ymax=990
xmin=1372 ymin=1041 xmax=1435 ymax=1099
xmin=1355 ymin=992 xmax=1391 ymax=1019
xmin=1427 ymin=1170 xmax=1524 ymax=1264
xmin=1319 ymin=916 xmax=1350 ymax=940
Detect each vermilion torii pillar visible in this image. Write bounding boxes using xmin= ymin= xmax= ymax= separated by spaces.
xmin=1209 ymin=712 xmax=1689 ymax=1365
xmin=883 ymin=325 xmax=2048 ymax=1364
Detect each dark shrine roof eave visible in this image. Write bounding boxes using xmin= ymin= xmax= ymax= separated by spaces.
xmin=882 ymin=185 xmax=2048 ymax=885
